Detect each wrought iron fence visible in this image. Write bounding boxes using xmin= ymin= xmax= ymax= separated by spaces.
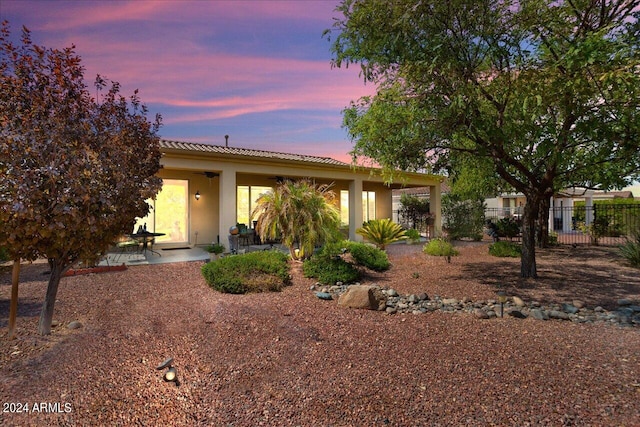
xmin=485 ymin=204 xmax=640 ymax=246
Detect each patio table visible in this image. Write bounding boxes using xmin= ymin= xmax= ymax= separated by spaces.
xmin=129 ymin=231 xmax=165 ymax=257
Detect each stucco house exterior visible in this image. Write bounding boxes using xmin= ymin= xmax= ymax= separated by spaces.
xmin=138 ymin=140 xmax=443 ymax=249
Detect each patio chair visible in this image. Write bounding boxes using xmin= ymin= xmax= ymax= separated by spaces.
xmin=114 ymin=236 xmax=140 ymax=261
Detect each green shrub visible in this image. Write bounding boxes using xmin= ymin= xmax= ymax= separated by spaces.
xmin=495 ymin=217 xmax=521 ymax=239
xmin=347 ymin=241 xmax=391 ymax=272
xmin=405 ymin=228 xmax=421 ymax=243
xmin=423 ymin=238 xmax=459 ymax=257
xmin=489 ymin=241 xmax=522 ymax=257
xmin=201 ymin=250 xmax=290 ymax=294
xmin=442 ymin=194 xmax=486 ymax=240
xmin=619 ymin=232 xmax=640 ymax=268
xmin=303 ymin=255 xmax=361 ymax=285
xmin=356 ymin=218 xmax=406 ymax=249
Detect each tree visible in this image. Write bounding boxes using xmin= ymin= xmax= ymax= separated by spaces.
xmin=328 ymin=0 xmax=640 ymax=277
xmin=252 ymin=179 xmax=341 ymax=260
xmin=0 ymin=23 xmax=162 ymax=335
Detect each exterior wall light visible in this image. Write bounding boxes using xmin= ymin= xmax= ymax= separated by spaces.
xmin=195 ymin=191 xmax=201 ymax=201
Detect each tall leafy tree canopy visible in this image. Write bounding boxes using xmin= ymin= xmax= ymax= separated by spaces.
xmin=0 ymin=22 xmax=162 ymax=334
xmin=328 ymin=0 xmax=640 ymax=277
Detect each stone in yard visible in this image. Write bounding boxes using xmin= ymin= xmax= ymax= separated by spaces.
xmin=512 ymin=296 xmax=525 ymax=307
xmin=338 ymin=285 xmax=387 ymax=311
xmin=530 ymin=309 xmax=548 ymax=321
xmin=442 ymin=298 xmax=458 ymax=305
xmin=474 ymin=309 xmax=490 ymax=319
xmin=387 ymin=288 xmax=399 ymax=297
xmin=562 ymin=303 xmax=579 ymax=314
xmin=573 ymin=300 xmax=585 ymax=309
xmin=386 ymin=307 xmax=397 ymax=315
xmin=67 ymin=321 xmax=83 ymax=329
xmin=408 ymin=294 xmax=419 ymax=303
xmin=508 ymin=310 xmax=527 ymax=319
xmin=315 ymin=292 xmax=333 ymax=300
xmin=418 ymin=293 xmax=429 ymax=301
xmin=618 ymin=298 xmax=632 ymax=306
xmin=548 ymin=310 xmax=570 ymax=320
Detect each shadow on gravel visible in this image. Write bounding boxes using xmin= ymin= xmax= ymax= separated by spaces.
xmin=452 ymin=245 xmax=640 ymax=309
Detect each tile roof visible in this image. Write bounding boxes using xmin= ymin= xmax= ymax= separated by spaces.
xmin=160 ymin=140 xmax=350 ymax=167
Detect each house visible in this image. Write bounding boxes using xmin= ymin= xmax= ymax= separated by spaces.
xmin=487 ymin=189 xmax=636 ymax=233
xmin=136 ymin=140 xmax=443 ymax=248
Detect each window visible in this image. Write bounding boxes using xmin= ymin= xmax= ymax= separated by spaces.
xmin=237 ymin=185 xmax=273 ymax=226
xmin=135 ymin=179 xmax=188 ymax=244
xmin=340 ymin=190 xmax=349 ymax=226
xmin=363 ymin=191 xmax=376 ymax=222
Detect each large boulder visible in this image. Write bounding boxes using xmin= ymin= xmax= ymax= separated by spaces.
xmin=337 ymin=285 xmax=387 ymax=311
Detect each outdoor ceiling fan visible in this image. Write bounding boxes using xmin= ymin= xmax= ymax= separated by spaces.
xmin=193 ymin=171 xmax=219 ymax=179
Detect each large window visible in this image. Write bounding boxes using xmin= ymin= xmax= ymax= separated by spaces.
xmin=340 ymin=190 xmax=349 ymax=226
xmin=135 ymin=179 xmax=189 ymax=244
xmin=363 ymin=191 xmax=376 ymax=222
xmin=237 ymin=185 xmax=272 ymax=226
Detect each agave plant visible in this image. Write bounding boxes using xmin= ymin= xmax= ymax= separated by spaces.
xmin=356 ymin=218 xmax=406 ymax=250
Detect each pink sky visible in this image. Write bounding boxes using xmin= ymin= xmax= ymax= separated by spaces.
xmin=1 ymin=0 xmax=375 ymax=162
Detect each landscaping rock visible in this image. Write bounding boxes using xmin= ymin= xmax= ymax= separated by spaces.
xmin=512 ymin=296 xmax=525 ymax=307
xmin=386 ymin=289 xmax=399 ymax=297
xmin=530 ymin=309 xmax=548 ymax=321
xmin=418 ymin=293 xmax=429 ymax=301
xmin=474 ymin=309 xmax=490 ymax=319
xmin=337 ymin=285 xmax=387 ymax=311
xmin=315 ymin=292 xmax=333 ymax=300
xmin=508 ymin=310 xmax=527 ymax=319
xmin=573 ymin=300 xmax=585 ymax=309
xmin=617 ymin=298 xmax=633 ymax=306
xmin=67 ymin=321 xmax=83 ymax=330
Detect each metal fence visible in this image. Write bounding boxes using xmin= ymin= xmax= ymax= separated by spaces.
xmin=485 ymin=204 xmax=640 ymax=246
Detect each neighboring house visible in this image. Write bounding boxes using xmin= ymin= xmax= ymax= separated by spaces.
xmin=137 ymin=140 xmax=443 ymax=248
xmin=486 ymin=189 xmax=636 ymax=233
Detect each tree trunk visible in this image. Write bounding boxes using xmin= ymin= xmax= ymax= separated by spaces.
xmin=537 ymin=197 xmax=550 ymax=248
xmin=520 ymin=196 xmax=539 ymax=278
xmin=8 ymin=260 xmax=21 ymax=339
xmin=37 ymin=259 xmax=64 ymax=335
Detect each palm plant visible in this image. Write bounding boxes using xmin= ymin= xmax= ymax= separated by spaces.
xmin=356 ymin=218 xmax=406 ymax=250
xmin=251 ymin=179 xmax=341 ymax=260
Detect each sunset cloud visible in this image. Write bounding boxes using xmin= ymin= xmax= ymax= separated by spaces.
xmin=1 ymin=0 xmax=371 ymax=159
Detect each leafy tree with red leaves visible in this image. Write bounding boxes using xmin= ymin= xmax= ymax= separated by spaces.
xmin=0 ymin=22 xmax=162 ymax=335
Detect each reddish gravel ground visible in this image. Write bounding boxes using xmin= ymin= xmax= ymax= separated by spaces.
xmin=1 ymin=242 xmax=639 ymax=426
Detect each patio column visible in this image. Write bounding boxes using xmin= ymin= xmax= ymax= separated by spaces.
xmin=218 ymin=166 xmax=237 ymax=244
xmin=548 ymin=196 xmax=555 ymax=232
xmin=562 ymin=198 xmax=574 ymax=233
xmin=349 ymin=178 xmax=363 ymax=241
xmin=585 ymin=195 xmax=594 ymax=226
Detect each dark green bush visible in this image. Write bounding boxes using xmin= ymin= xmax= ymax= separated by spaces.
xmin=201 ymin=250 xmax=290 ymax=294
xmin=489 ymin=241 xmax=522 ymax=257
xmin=495 ymin=217 xmax=521 ymax=239
xmin=347 ymin=241 xmax=390 ymax=272
xmin=303 ymin=255 xmax=361 ymax=285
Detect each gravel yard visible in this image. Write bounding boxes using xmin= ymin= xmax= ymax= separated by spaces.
xmin=1 ymin=243 xmax=639 ymax=426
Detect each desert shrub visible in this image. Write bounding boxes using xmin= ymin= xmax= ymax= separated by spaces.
xmin=489 ymin=241 xmax=522 ymax=257
xmin=404 ymin=228 xmax=421 ymax=243
xmin=356 ymin=218 xmax=406 ymax=249
xmin=423 ymin=238 xmax=459 ymax=257
xmin=495 ymin=217 xmax=521 ymax=239
xmin=619 ymin=232 xmax=640 ymax=267
xmin=442 ymin=194 xmax=485 ymax=240
xmin=303 ymin=255 xmax=361 ymax=285
xmin=201 ymin=250 xmax=290 ymax=294
xmin=347 ymin=241 xmax=391 ymax=272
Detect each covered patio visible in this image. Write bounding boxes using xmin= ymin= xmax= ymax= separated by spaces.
xmin=131 ymin=140 xmax=443 ymax=254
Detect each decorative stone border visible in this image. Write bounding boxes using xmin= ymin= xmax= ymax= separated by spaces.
xmin=313 ymin=282 xmax=640 ymax=327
